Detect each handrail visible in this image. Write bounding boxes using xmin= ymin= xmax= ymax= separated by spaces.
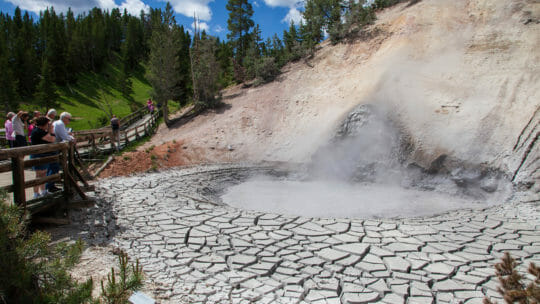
xmin=0 ymin=106 xmax=159 ymax=218
xmin=0 ymin=142 xmax=77 ymax=209
xmin=73 ymin=105 xmax=149 ymax=135
xmin=0 ymin=142 xmax=69 ymax=158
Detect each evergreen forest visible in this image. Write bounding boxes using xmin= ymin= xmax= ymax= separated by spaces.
xmin=0 ymin=0 xmax=404 ymax=129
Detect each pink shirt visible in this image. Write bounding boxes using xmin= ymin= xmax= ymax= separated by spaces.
xmin=4 ymin=120 xmax=14 ymax=141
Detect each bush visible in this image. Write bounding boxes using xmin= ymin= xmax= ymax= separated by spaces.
xmin=255 ymin=57 xmax=280 ymax=83
xmin=0 ymin=192 xmax=144 ymax=304
xmin=0 ymin=197 xmax=94 ymax=303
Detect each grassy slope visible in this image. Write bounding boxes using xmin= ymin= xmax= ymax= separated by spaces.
xmin=17 ymin=58 xmax=152 ymax=132
xmin=57 ymin=63 xmax=152 ymax=131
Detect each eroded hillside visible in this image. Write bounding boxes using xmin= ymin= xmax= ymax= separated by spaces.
xmin=103 ymin=0 xmax=539 ymax=193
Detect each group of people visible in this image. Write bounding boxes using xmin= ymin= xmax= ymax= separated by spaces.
xmin=4 ymin=109 xmax=75 ymax=199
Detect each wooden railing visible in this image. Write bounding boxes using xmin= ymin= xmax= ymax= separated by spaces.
xmin=0 ymin=142 xmax=91 ymax=216
xmin=0 ymin=107 xmax=159 ymax=221
xmin=1 ymin=105 xmax=155 ymax=148
xmin=73 ymin=110 xmax=159 ymax=155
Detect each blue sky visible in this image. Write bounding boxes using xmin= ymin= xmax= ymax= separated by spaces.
xmin=0 ymin=0 xmax=304 ymax=40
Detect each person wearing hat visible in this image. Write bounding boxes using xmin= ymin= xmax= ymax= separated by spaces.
xmin=5 ymin=112 xmax=15 ymax=148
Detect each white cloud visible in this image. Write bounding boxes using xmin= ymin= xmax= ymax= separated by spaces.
xmin=191 ymin=20 xmax=209 ymax=32
xmin=282 ymin=7 xmax=303 ymax=25
xmin=119 ymin=0 xmax=150 ymax=15
xmin=165 ymin=0 xmax=214 ymax=21
xmin=5 ymin=0 xmax=149 ymax=15
xmin=263 ymin=0 xmax=299 ymax=8
xmin=214 ymin=24 xmax=225 ymax=33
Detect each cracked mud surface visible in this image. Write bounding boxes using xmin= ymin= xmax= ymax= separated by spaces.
xmin=69 ymin=164 xmax=540 ymax=303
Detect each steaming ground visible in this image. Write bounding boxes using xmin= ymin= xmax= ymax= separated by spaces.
xmin=221 ymin=178 xmax=485 ymax=218
xmin=219 ymin=103 xmax=513 ymax=219
xmin=140 ymin=0 xmax=538 ymax=196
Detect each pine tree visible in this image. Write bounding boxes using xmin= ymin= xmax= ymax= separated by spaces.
xmin=328 ymin=0 xmax=343 ymax=44
xmin=34 ymin=59 xmax=59 ymax=110
xmin=226 ymin=0 xmax=254 ymax=81
xmin=0 ymin=15 xmax=18 ymax=111
xmin=146 ymin=3 xmax=182 ymax=127
xmin=190 ymin=23 xmax=221 ymax=109
xmin=283 ymin=22 xmax=303 ymax=61
xmin=215 ymin=40 xmax=234 ymax=88
xmin=243 ymin=24 xmax=262 ymax=80
xmin=12 ymin=8 xmax=38 ymax=97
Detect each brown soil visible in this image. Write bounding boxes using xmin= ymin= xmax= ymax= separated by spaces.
xmin=98 ymin=138 xmax=234 ymax=178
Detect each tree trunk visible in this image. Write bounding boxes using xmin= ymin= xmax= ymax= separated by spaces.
xmin=162 ymin=100 xmax=171 ymax=127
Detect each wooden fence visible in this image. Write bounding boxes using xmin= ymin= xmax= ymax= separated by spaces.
xmin=0 ymin=107 xmax=159 ymax=220
xmin=73 ymin=110 xmax=159 ymax=156
xmin=0 ymin=142 xmax=92 ymax=220
xmin=0 ymin=105 xmax=156 ymax=149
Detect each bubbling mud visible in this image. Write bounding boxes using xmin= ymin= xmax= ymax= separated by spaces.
xmin=220 ymin=104 xmax=514 ymax=219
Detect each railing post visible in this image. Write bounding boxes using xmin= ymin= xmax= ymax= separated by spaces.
xmin=11 ymin=156 xmax=25 ymax=206
xmin=62 ymin=144 xmax=71 ymax=202
xmin=91 ymin=134 xmax=96 ymax=157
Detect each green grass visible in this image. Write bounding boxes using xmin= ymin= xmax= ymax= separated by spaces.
xmin=19 ymin=57 xmax=153 ymax=131
xmin=18 ymin=56 xmax=188 ymax=133
xmin=58 ymin=63 xmax=152 ymax=131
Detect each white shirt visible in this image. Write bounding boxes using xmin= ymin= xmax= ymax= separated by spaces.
xmin=53 ymin=120 xmax=74 ymax=142
xmin=11 ymin=116 xmax=25 ymax=137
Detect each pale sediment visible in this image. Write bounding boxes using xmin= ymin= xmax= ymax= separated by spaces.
xmin=77 ymin=164 xmax=539 ymax=303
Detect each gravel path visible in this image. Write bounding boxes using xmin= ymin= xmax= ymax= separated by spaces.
xmin=78 ymin=164 xmax=540 ymax=303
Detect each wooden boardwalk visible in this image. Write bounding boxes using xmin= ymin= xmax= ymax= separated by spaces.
xmin=0 ymin=108 xmax=160 ymax=223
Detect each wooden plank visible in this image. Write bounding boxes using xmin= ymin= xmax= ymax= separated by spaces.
xmin=70 ymin=163 xmax=89 ymax=187
xmin=1 ymin=173 xmax=61 ymax=193
xmin=67 ymin=199 xmax=95 ymax=209
xmin=24 ymin=174 xmax=62 ymax=189
xmin=27 ymin=194 xmax=63 ymax=214
xmin=0 ymin=161 xmax=11 ymax=173
xmin=93 ymin=156 xmax=113 ymax=178
xmin=0 ymin=142 xmax=69 ymax=158
xmin=32 ymin=217 xmax=70 ymax=225
xmin=74 ymin=151 xmax=93 ymax=180
xmin=24 ymin=154 xmax=59 ymax=169
xmin=65 ymin=171 xmax=87 ymax=200
xmin=82 ymin=184 xmax=95 ymax=191
xmin=11 ymin=156 xmax=25 ymax=206
xmin=61 ymin=147 xmax=70 ymax=201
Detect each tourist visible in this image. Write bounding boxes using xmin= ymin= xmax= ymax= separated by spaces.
xmin=147 ymin=99 xmax=154 ymax=114
xmin=46 ymin=112 xmax=75 ymax=193
xmin=27 ymin=119 xmax=36 ymax=143
xmin=12 ymin=111 xmax=29 ymax=147
xmin=53 ymin=112 xmax=75 ymax=143
xmin=30 ymin=117 xmax=56 ymax=198
xmin=33 ymin=110 xmax=41 ymax=119
xmin=110 ymin=114 xmax=121 ymax=151
xmin=46 ymin=108 xmax=56 ymax=121
xmin=5 ymin=112 xmax=15 ymax=148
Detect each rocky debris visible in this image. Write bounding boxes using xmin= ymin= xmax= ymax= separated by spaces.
xmin=66 ymin=164 xmax=540 ymax=303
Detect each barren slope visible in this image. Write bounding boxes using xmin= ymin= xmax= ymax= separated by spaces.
xmin=104 ymin=0 xmax=539 ymax=190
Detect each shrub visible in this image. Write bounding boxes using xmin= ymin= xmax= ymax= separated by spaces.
xmin=100 ymin=253 xmax=143 ymax=304
xmin=0 ymin=192 xmax=144 ymax=304
xmin=0 ymin=195 xmax=94 ymax=303
xmin=255 ymin=57 xmax=280 ymax=83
